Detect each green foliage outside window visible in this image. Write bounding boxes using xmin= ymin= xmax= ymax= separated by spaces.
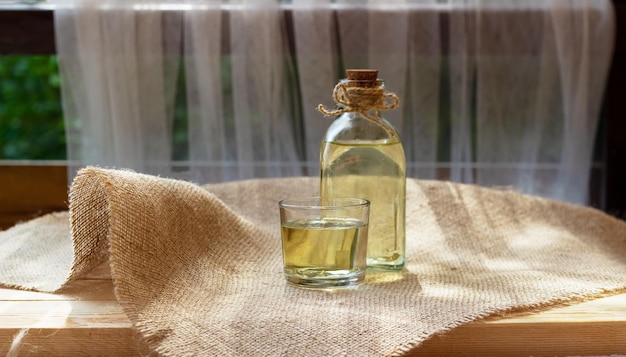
xmin=0 ymin=56 xmax=66 ymax=160
xmin=0 ymin=55 xmax=191 ymax=162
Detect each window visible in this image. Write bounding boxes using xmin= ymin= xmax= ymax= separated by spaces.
xmin=0 ymin=2 xmax=624 ymax=231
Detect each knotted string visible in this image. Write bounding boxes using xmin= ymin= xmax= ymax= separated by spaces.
xmin=317 ymin=81 xmax=401 ymax=139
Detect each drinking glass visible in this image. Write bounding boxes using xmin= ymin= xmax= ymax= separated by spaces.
xmin=278 ymin=197 xmax=369 ymax=289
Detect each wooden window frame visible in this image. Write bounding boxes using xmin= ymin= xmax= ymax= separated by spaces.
xmin=0 ymin=3 xmax=624 ymax=230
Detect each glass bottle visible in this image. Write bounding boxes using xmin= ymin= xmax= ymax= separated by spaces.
xmin=319 ymin=69 xmax=406 ymax=271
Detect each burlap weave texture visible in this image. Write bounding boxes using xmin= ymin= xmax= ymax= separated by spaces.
xmin=1 ymin=166 xmax=626 ymax=356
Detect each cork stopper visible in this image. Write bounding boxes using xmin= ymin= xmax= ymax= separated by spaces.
xmin=346 ymin=69 xmax=378 ymax=81
xmin=345 ymin=69 xmax=378 ymax=88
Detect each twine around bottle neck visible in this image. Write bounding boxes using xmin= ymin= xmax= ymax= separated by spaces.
xmin=317 ymin=81 xmax=401 ymax=140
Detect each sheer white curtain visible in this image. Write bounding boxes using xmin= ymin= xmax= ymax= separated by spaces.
xmin=54 ymin=0 xmax=614 ymax=204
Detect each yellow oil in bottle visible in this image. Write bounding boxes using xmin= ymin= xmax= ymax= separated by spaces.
xmin=320 ymin=140 xmax=406 ymax=270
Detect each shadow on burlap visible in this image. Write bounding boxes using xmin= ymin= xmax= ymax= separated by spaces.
xmin=1 ymin=167 xmax=625 ymax=356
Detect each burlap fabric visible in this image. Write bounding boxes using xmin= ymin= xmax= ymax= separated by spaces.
xmin=1 ymin=167 xmax=626 ymax=356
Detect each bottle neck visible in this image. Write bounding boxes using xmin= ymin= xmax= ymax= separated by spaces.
xmin=346 ymin=109 xmax=381 ymax=120
xmin=340 ymin=80 xmax=385 ymax=111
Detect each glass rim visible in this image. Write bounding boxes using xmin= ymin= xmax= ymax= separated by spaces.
xmin=278 ymin=197 xmax=369 ymax=209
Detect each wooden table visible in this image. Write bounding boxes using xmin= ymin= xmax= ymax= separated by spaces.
xmin=1 ymin=262 xmax=625 ymax=356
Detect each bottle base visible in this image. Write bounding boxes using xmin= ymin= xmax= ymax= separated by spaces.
xmin=366 ymin=258 xmax=405 ymax=272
